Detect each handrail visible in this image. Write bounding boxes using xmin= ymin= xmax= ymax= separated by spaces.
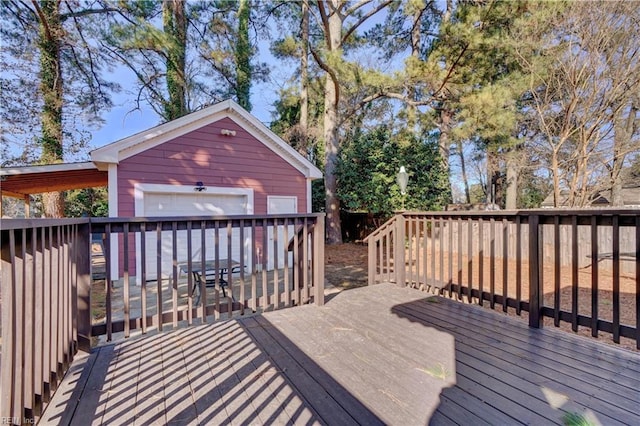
xmin=1 ymin=213 xmax=325 ymax=423
xmin=367 ymin=210 xmax=639 ymax=349
xmin=1 ymin=220 xmax=91 ymax=422
xmin=363 ymin=215 xmax=397 ymax=242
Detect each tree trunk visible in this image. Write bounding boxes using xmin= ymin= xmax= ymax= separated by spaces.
xmin=486 ymin=149 xmax=502 ymax=206
xmin=38 ymin=0 xmax=65 ymax=217
xmin=551 ymin=149 xmax=560 ymax=208
xmin=406 ymin=7 xmax=424 ymax=131
xmin=163 ymin=0 xmax=188 ymax=120
xmin=297 ymin=0 xmax=310 ymax=158
xmin=505 ymin=145 xmax=521 ymax=210
xmin=235 ymin=0 xmax=252 ymax=111
xmin=438 ymin=106 xmax=452 ymax=195
xmin=610 ymin=101 xmax=637 ymax=206
xmin=456 ymin=140 xmax=470 ymax=204
xmin=323 ymin=2 xmax=343 ymax=244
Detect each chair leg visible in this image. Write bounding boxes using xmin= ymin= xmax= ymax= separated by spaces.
xmin=194 ymin=285 xmax=201 ymax=306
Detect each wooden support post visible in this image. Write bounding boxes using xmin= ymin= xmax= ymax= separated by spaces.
xmin=76 ymin=222 xmax=92 ymax=352
xmin=314 ymin=215 xmax=325 ymax=306
xmin=528 ymin=214 xmax=543 ymax=328
xmin=394 ymin=215 xmax=406 ymax=287
xmin=368 ymin=233 xmax=375 ymax=286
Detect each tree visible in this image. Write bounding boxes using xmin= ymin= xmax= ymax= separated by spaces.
xmin=102 ymin=1 xmax=267 ymax=121
xmin=235 ymin=0 xmax=252 ymax=110
xmin=309 ymin=0 xmax=394 ymax=243
xmin=514 ymin=1 xmax=640 ymax=207
xmin=102 ymin=1 xmax=190 ymax=121
xmin=1 ymin=1 xmax=115 ymax=217
xmin=163 ymin=0 xmax=188 ymax=120
xmin=196 ymin=0 xmax=269 ymax=111
xmin=336 ymin=127 xmax=449 ymax=216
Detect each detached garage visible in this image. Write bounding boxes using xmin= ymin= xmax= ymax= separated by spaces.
xmin=91 ymin=99 xmax=322 ymax=281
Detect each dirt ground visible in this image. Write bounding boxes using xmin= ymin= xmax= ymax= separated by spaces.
xmin=324 ymin=242 xmax=369 ymax=289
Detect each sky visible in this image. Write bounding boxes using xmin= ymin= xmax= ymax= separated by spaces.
xmin=89 ymin=46 xmax=279 ymax=150
xmin=88 ymin=7 xmax=389 ymax=152
xmin=92 ymin=74 xmax=280 ymax=151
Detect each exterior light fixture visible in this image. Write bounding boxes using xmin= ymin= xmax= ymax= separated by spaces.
xmin=396 ymin=166 xmax=408 ymax=195
xmin=220 ymin=129 xmax=236 ymax=136
xmin=396 ymin=166 xmax=409 ymax=210
xmin=194 ymin=182 xmax=207 ymax=192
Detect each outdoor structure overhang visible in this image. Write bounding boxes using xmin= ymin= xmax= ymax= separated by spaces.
xmin=0 ymin=162 xmax=108 ymax=198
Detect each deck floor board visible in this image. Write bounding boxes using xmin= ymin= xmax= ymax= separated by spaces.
xmin=42 ymin=283 xmax=640 ymax=425
xmin=393 ymin=301 xmax=640 ymax=415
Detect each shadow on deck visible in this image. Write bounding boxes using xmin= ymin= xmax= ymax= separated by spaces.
xmin=42 ymin=284 xmax=640 ymax=425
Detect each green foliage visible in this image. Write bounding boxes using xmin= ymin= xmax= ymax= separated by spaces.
xmin=64 ymin=188 xmax=108 ymax=217
xmin=562 ymin=412 xmax=594 ymax=426
xmin=311 ymin=179 xmax=325 ymax=213
xmin=518 ymin=173 xmax=552 ymax=209
xmin=337 ymin=127 xmax=450 ymax=216
xmin=468 ymin=184 xmax=485 ymax=204
xmin=235 ymin=0 xmax=252 ymax=111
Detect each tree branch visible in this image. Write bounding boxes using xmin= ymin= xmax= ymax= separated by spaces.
xmin=315 ymin=0 xmax=331 ymax=46
xmin=30 ymin=0 xmax=52 ymax=41
xmin=343 ymin=0 xmax=371 ymax=16
xmin=309 ymin=45 xmax=340 ymax=106
xmin=60 ymin=5 xmax=117 ymax=21
xmin=432 ymin=42 xmax=468 ymax=100
xmin=342 ymin=0 xmax=393 ymax=44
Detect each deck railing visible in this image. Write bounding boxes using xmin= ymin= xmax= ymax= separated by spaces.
xmin=1 ymin=213 xmax=324 ymax=424
xmin=90 ymin=214 xmax=325 ymax=340
xmin=1 ymin=219 xmax=92 ymax=423
xmin=366 ymin=210 xmax=639 ymax=349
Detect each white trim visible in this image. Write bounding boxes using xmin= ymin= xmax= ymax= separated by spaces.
xmin=306 ymin=180 xmax=312 ymax=213
xmin=267 ymin=195 xmax=298 ymax=214
xmin=91 ymin=99 xmax=322 ymax=179
xmin=134 ymin=183 xmax=254 ymax=216
xmin=0 ymin=161 xmax=97 ymax=176
xmin=108 ymin=164 xmax=118 ymax=217
xmin=107 ymin=164 xmax=119 ymax=281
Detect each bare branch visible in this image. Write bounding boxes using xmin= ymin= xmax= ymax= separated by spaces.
xmin=343 ymin=0 xmax=372 ymax=17
xmin=342 ymin=0 xmax=393 ymax=44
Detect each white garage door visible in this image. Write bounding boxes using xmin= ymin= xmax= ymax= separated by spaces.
xmin=136 ymin=188 xmax=251 ymax=282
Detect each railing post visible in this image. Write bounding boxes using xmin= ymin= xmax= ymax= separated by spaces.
xmin=395 ymin=214 xmax=406 ymax=287
xmin=76 ymin=222 xmax=92 ymax=352
xmin=528 ymin=214 xmax=543 ymax=328
xmin=368 ymin=234 xmax=376 ymax=286
xmin=1 ymin=229 xmax=17 ymax=420
xmin=313 ymin=215 xmax=325 ymax=306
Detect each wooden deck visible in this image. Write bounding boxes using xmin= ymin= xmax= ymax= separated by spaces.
xmin=42 ymin=283 xmax=640 ymax=425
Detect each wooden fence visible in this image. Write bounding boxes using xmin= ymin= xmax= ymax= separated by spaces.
xmin=1 ymin=213 xmax=325 ymax=424
xmin=366 ymin=210 xmax=640 ymax=349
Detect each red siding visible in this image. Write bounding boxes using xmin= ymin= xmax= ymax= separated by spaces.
xmin=117 ymin=117 xmax=308 ymax=217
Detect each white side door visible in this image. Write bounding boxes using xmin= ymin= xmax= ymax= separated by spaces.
xmin=267 ymin=196 xmax=297 ymax=270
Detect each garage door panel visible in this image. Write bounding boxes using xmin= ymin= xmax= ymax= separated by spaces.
xmin=136 ymin=190 xmax=250 ymax=282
